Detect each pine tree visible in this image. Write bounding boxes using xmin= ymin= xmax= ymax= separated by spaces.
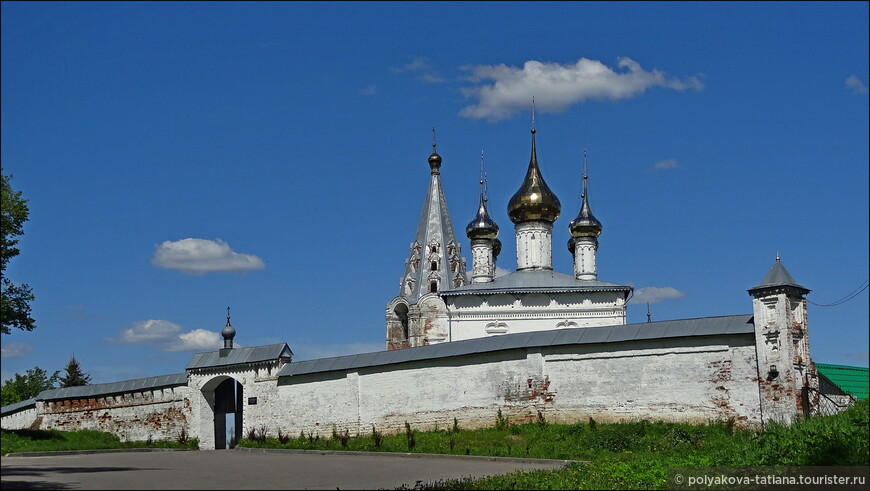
xmin=59 ymin=355 xmax=91 ymax=388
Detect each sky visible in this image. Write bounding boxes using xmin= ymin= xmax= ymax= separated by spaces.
xmin=1 ymin=1 xmax=867 ymax=386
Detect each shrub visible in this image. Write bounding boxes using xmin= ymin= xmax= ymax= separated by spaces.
xmin=452 ymin=417 xmax=459 ymax=434
xmin=177 ymin=428 xmax=189 ymax=445
xmin=372 ymin=424 xmax=383 ymax=449
xmin=405 ymin=421 xmax=416 ymax=451
xmin=277 ymin=429 xmax=290 ymax=445
xmin=536 ymin=410 xmax=547 ymax=427
xmin=495 ymin=408 xmax=509 ymax=430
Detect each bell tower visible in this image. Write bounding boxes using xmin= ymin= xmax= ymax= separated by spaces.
xmin=386 ymin=129 xmax=468 ymax=350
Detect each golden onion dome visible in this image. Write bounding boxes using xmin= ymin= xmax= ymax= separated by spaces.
xmin=492 ymin=237 xmax=502 ymax=258
xmin=568 ymin=175 xmax=602 ymax=238
xmin=466 ymin=195 xmax=499 ymax=240
xmin=567 ymin=236 xmax=575 ymax=254
xmin=507 ymin=129 xmax=561 ymax=224
xmin=428 ymin=148 xmax=442 ymax=175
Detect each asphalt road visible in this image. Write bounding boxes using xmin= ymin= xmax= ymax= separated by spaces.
xmin=0 ymin=448 xmax=571 ymax=490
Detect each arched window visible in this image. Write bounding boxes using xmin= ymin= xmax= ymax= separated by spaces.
xmin=394 ymin=304 xmax=409 ymax=339
xmin=429 ymin=281 xmax=437 ymax=293
xmin=431 ymin=260 xmax=438 ymax=271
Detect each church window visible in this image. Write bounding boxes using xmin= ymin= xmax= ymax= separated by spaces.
xmin=429 ymin=281 xmax=437 ymax=293
xmin=431 ymin=260 xmax=438 ymax=271
xmin=394 ymin=304 xmax=409 ymax=339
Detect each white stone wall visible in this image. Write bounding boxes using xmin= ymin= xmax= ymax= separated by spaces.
xmin=0 ymin=404 xmax=38 ymax=430
xmin=446 ymin=290 xmax=627 ymax=340
xmin=2 ymin=333 xmax=766 ymax=447
xmin=515 ymin=222 xmax=553 ymax=271
xmin=260 ymin=333 xmax=762 ymax=439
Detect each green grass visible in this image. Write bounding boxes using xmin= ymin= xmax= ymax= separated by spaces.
xmin=238 ymin=400 xmax=869 ymax=490
xmin=3 ymin=400 xmax=866 ymax=490
xmin=1 ymin=428 xmax=199 ymax=455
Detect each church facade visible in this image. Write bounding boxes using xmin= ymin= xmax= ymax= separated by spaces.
xmin=2 ymin=124 xmax=843 ymax=450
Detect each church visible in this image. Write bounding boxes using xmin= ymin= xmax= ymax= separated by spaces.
xmin=386 ymin=123 xmax=631 ymax=349
xmin=2 ymin=121 xmax=859 ymax=450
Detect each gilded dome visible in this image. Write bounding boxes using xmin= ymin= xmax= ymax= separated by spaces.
xmin=507 ymin=129 xmax=561 ymax=224
xmin=428 ymin=148 xmax=442 ymax=174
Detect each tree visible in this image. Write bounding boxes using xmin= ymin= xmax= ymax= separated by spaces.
xmin=1 ymin=173 xmax=36 ymax=335
xmin=59 ymin=355 xmax=91 ymax=388
xmin=0 ymin=366 xmax=58 ymax=406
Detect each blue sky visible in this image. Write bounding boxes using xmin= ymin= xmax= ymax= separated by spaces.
xmin=2 ymin=1 xmax=867 ymax=385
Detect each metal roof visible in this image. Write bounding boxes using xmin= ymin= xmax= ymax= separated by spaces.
xmin=394 ymin=156 xmax=468 ymax=304
xmin=816 ymin=363 xmax=869 ymax=400
xmin=278 ymin=314 xmax=754 ymax=378
xmin=185 ymin=343 xmax=292 ymax=370
xmin=441 ymin=269 xmax=632 ymax=296
xmin=749 ymin=257 xmax=809 ymax=293
xmin=1 ymin=396 xmax=37 ymax=416
xmin=1 ymin=373 xmax=189 ymax=415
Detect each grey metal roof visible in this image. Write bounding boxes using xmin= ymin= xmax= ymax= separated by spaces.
xmin=1 ymin=373 xmax=189 ymax=415
xmin=278 ymin=314 xmax=755 ymax=377
xmin=38 ymin=373 xmax=189 ymax=402
xmin=750 ymin=257 xmax=809 ymax=293
xmin=441 ymin=269 xmax=632 ymax=296
xmin=185 ymin=343 xmax=293 ymax=370
xmin=1 ymin=396 xmax=37 ymax=416
xmin=394 ymin=154 xmax=468 ymax=305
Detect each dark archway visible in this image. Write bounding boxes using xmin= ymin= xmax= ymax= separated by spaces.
xmin=213 ymin=378 xmax=243 ymax=449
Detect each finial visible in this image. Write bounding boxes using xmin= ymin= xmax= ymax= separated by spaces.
xmin=647 ymin=302 xmax=651 ymax=323
xmin=432 ymin=126 xmax=437 ymax=152
xmin=776 ymin=250 xmax=780 ymax=262
xmin=581 ymin=147 xmax=588 ymax=200
xmin=531 ymin=97 xmax=536 ymax=134
xmin=226 ymin=305 xmax=231 ymax=322
xmin=479 ymin=151 xmax=486 ymax=201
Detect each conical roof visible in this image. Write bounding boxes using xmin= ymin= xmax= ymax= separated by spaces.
xmin=749 ymin=254 xmax=810 ymax=294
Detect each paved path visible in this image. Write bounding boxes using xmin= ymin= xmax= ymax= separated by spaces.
xmin=1 ymin=448 xmax=571 ymax=490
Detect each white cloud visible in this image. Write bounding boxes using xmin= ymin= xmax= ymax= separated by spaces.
xmin=359 ymin=84 xmax=378 ymax=96
xmin=390 ymin=57 xmax=444 ymax=83
xmin=845 ymin=75 xmax=868 ymax=94
xmin=107 ymin=319 xmax=224 ymax=352
xmin=0 ymin=343 xmax=33 ymax=359
xmin=152 ymin=238 xmax=265 ymax=275
xmin=460 ymin=57 xmax=704 ymax=121
xmin=629 ymin=286 xmax=685 ymax=304
xmin=651 ymin=159 xmax=680 ymax=172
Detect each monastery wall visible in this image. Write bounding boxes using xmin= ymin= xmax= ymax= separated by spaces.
xmin=258 ymin=333 xmax=761 ymax=440
xmin=36 ymin=386 xmax=192 ymax=442
xmin=1 ymin=333 xmax=767 ymax=446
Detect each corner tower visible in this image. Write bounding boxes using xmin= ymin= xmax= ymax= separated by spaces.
xmin=386 ymin=132 xmax=468 ymax=350
xmin=749 ymin=254 xmax=816 ymax=425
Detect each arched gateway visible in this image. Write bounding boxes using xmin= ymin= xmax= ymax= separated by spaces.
xmin=185 ymin=315 xmax=293 ymax=449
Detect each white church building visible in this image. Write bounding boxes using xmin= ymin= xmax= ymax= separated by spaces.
xmin=2 ymin=122 xmax=847 ymax=450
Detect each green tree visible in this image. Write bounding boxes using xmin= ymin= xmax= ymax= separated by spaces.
xmin=59 ymin=355 xmax=91 ymax=388
xmin=1 ymin=366 xmax=58 ymax=406
xmin=1 ymin=173 xmax=36 ymax=335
